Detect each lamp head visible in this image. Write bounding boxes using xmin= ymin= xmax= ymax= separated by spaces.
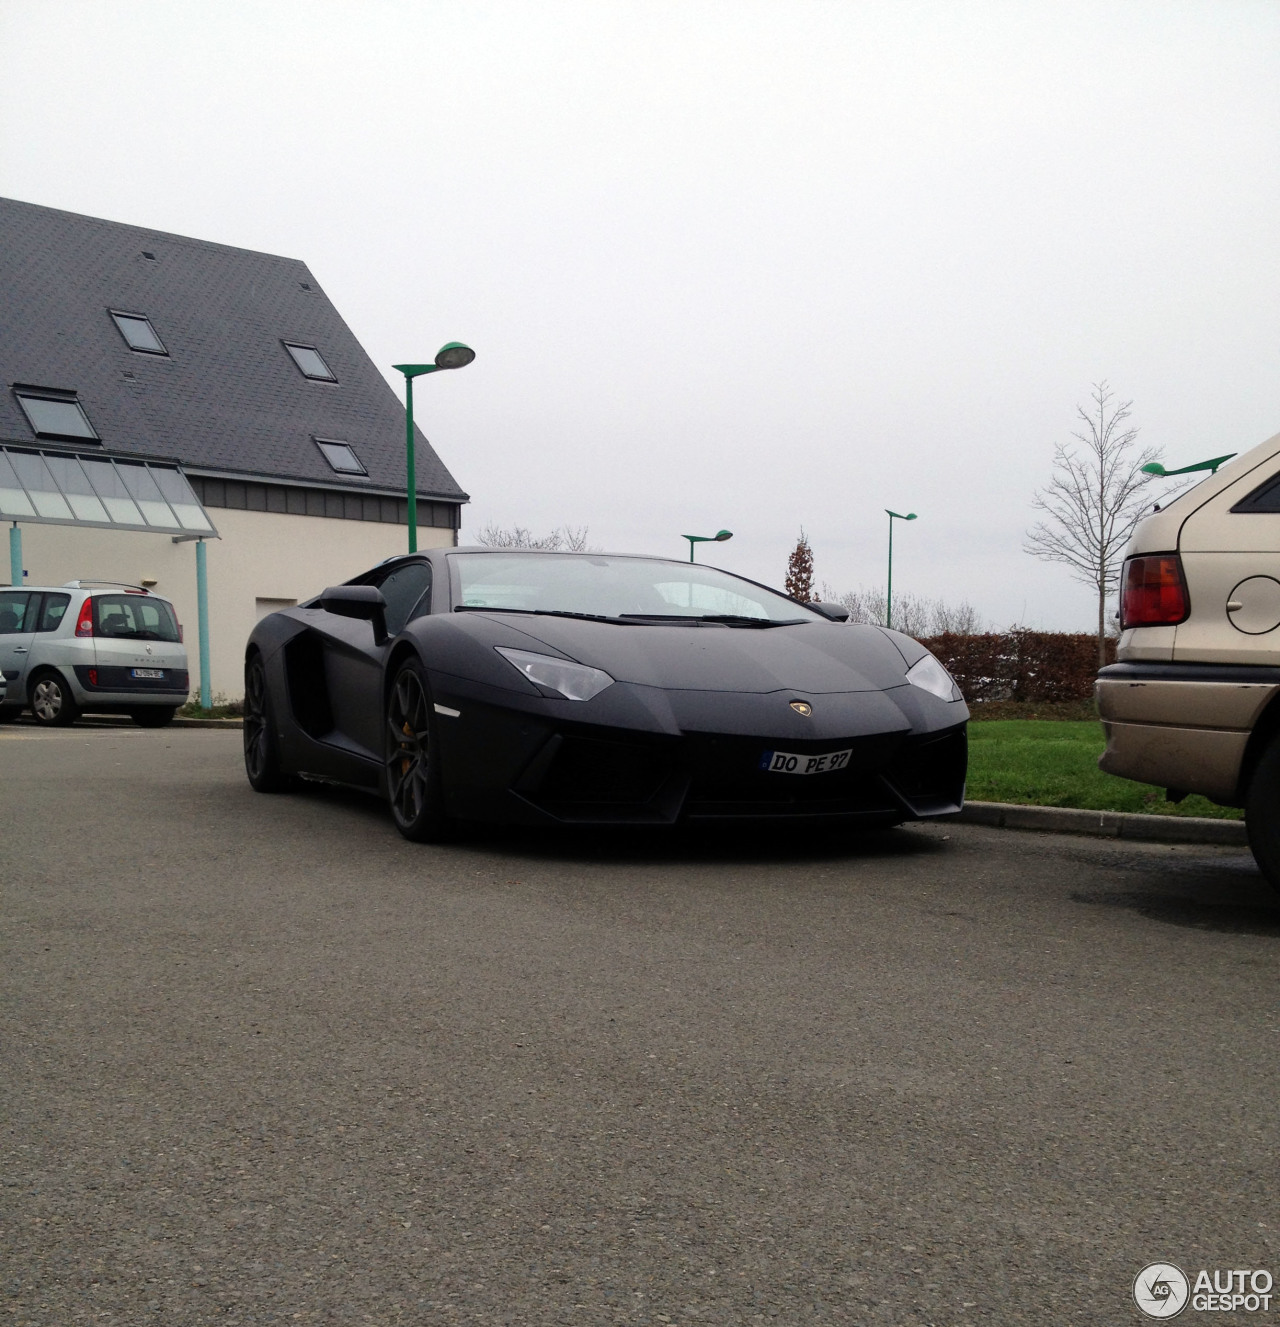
xmin=393 ymin=344 xmax=475 ymax=379
xmin=714 ymin=529 xmax=733 ymax=542
xmin=435 ymin=342 xmax=476 ymax=370
xmin=886 ymin=509 xmax=917 ymax=521
xmin=1143 ymin=453 xmax=1236 ymax=478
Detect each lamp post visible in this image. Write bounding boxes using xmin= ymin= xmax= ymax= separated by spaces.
xmin=682 ymin=529 xmax=733 ymax=563
xmin=885 ymin=509 xmax=916 ymax=629
xmin=393 ymin=343 xmax=475 ymax=553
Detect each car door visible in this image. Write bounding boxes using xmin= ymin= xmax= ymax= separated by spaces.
xmin=29 ymin=592 xmax=72 ymax=677
xmin=319 ymin=560 xmax=434 ymax=761
xmin=0 ymin=591 xmax=35 ymax=699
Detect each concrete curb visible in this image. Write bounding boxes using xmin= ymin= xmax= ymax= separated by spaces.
xmin=172 ymin=717 xmax=243 ymax=729
xmin=956 ymin=800 xmax=1248 ymax=846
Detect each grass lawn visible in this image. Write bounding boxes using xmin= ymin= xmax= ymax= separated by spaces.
xmin=179 ymin=697 xmax=243 ymax=720
xmin=966 ymin=719 xmax=1244 ymax=820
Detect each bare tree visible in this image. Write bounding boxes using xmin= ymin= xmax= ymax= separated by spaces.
xmin=474 ymin=523 xmax=597 ymax=552
xmin=825 ymin=584 xmax=885 ymax=625
xmin=930 ymin=598 xmax=983 ymax=635
xmin=785 ymin=531 xmax=815 ymax=602
xmin=1024 ymin=382 xmax=1163 ymax=666
xmin=821 ymin=582 xmax=982 ymax=636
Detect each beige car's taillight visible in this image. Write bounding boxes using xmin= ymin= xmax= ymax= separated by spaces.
xmin=1120 ymin=554 xmax=1190 ymax=628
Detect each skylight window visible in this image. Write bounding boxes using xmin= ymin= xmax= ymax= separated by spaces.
xmin=110 ymin=311 xmax=167 ymax=355
xmin=13 ymin=389 xmax=99 ymax=441
xmin=283 ymin=342 xmax=337 ymax=382
xmin=314 ymin=438 xmax=367 ymax=475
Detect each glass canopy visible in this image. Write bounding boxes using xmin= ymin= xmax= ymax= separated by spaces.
xmin=0 ymin=447 xmax=217 ymax=535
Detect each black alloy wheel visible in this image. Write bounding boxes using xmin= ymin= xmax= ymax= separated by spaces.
xmin=385 ymin=657 xmax=451 ymax=842
xmin=243 ymin=653 xmax=293 ymax=793
xmin=1246 ymin=735 xmax=1280 ymax=891
xmin=29 ymin=670 xmax=78 ymax=727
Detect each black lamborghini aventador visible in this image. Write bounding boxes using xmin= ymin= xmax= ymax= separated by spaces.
xmin=243 ymin=549 xmax=968 ymax=840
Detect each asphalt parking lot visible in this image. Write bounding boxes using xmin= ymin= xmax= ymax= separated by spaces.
xmin=3 ymin=726 xmax=1278 ymax=1326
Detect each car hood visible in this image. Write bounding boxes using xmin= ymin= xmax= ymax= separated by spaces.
xmin=491 ymin=616 xmax=911 ymax=694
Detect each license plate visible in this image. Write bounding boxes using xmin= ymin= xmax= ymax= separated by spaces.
xmin=131 ymin=668 xmax=165 ymax=679
xmin=759 ymin=748 xmax=852 ymax=775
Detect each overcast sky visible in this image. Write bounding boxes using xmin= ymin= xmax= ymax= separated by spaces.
xmin=2 ymin=0 xmax=1277 ymax=629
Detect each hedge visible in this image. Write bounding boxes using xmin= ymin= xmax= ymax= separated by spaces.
xmin=918 ymin=630 xmax=1116 ymax=703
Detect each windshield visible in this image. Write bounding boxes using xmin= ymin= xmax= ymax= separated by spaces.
xmin=450 ymin=553 xmax=814 ymax=624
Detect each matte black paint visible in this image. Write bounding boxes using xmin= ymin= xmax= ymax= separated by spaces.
xmin=244 ymin=550 xmax=969 ymax=828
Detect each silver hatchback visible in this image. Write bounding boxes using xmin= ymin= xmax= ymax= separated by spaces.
xmin=0 ymin=581 xmax=189 ymax=727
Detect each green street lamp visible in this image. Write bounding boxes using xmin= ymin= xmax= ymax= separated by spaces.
xmin=393 ymin=343 xmax=476 ymax=552
xmin=683 ymin=529 xmax=733 ymax=562
xmin=1141 ymin=453 xmax=1236 ymax=478
xmin=885 ymin=509 xmax=916 ymax=629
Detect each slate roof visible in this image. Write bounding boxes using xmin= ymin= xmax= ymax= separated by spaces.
xmin=0 ymin=197 xmax=467 ymax=503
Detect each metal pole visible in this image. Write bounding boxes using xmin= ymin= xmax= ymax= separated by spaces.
xmin=886 ymin=514 xmax=894 ymax=630
xmin=405 ymin=375 xmax=418 ymax=553
xmin=196 ymin=538 xmax=211 ymax=710
xmin=8 ymin=522 xmax=20 ymax=587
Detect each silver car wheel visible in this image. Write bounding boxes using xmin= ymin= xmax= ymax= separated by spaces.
xmin=29 ymin=671 xmax=78 ymax=727
xmin=32 ymin=677 xmax=65 ymax=721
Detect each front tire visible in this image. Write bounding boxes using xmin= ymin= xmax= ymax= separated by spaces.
xmin=1246 ymin=735 xmax=1280 ymax=891
xmin=243 ymin=653 xmax=294 ymax=793
xmin=29 ymin=670 xmax=79 ymax=727
xmin=385 ymin=657 xmax=451 ymax=842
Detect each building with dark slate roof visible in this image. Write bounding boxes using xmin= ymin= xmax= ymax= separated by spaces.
xmin=0 ymin=196 xmax=468 ymax=698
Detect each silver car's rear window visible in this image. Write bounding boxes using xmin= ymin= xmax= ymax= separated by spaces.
xmin=93 ymin=594 xmax=180 ymax=642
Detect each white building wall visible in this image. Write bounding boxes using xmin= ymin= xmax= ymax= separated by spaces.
xmin=10 ymin=510 xmax=454 ymax=701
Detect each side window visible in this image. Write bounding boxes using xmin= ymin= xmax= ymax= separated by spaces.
xmin=0 ymin=591 xmax=32 ymax=634
xmin=36 ymin=593 xmax=70 ymax=632
xmin=1232 ymin=470 xmax=1280 ymax=513
xmin=375 ymin=562 xmax=433 ymax=635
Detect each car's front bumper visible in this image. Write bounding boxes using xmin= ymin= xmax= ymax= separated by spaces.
xmin=429 ymin=673 xmax=969 ymax=826
xmin=1096 ymin=661 xmax=1280 ymax=804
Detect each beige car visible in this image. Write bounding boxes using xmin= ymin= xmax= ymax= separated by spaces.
xmin=1096 ymin=429 xmax=1280 ymax=888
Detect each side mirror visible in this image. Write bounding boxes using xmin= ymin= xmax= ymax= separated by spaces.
xmin=319 ymin=585 xmax=388 ymax=644
xmin=807 ymin=601 xmax=851 ymax=622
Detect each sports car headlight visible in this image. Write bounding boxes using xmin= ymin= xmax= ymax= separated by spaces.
xmin=495 ymin=647 xmax=615 ymax=701
xmin=906 ymin=652 xmax=962 ymax=701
